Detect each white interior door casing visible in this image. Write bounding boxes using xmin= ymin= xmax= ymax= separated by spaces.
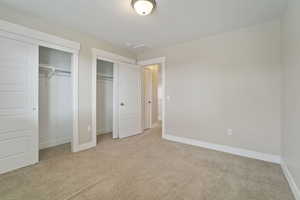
xmin=144 ymin=68 xmax=152 ymax=129
xmin=112 ymin=63 xmax=119 ymax=139
xmin=0 ymin=36 xmax=38 ymax=174
xmin=118 ymin=63 xmax=142 ymax=139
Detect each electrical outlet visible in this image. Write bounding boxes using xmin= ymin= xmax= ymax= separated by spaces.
xmin=227 ymin=129 xmax=233 ymax=136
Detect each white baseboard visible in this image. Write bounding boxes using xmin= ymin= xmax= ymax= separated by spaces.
xmin=74 ymin=141 xmax=96 ymax=152
xmin=281 ymin=160 xmax=300 ymax=200
xmin=39 ymin=137 xmax=71 ymax=150
xmin=162 ymin=133 xmax=281 ymax=164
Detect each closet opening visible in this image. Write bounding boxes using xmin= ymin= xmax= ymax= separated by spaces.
xmin=92 ymin=49 xmax=142 ymax=146
xmin=96 ymin=59 xmax=115 ymax=143
xmin=38 ymin=46 xmax=74 ymax=157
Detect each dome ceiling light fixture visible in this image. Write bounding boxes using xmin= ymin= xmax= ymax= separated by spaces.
xmin=131 ymin=0 xmax=157 ymax=16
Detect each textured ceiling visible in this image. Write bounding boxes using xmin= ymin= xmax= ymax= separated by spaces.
xmin=0 ymin=0 xmax=287 ymax=53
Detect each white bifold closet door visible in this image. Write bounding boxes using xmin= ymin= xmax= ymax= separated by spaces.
xmin=0 ymin=36 xmax=38 ymax=174
xmin=118 ymin=63 xmax=142 ymax=139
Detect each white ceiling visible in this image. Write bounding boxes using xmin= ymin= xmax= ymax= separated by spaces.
xmin=0 ymin=0 xmax=287 ymax=53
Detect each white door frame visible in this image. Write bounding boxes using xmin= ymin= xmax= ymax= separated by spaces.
xmin=143 ymin=67 xmax=153 ymax=129
xmin=91 ymin=48 xmax=136 ymax=145
xmin=138 ymin=57 xmax=166 ymax=137
xmin=0 ymin=19 xmax=81 ymax=153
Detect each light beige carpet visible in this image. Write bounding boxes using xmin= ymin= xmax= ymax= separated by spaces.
xmin=0 ymin=127 xmax=295 ymax=200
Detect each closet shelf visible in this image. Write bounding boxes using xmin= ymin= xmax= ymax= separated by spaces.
xmin=39 ymin=64 xmax=71 ymax=78
xmin=97 ymin=73 xmax=113 ymax=79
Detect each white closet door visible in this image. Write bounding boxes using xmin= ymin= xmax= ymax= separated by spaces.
xmin=144 ymin=68 xmax=152 ymax=129
xmin=0 ymin=36 xmax=38 ymax=174
xmin=118 ymin=63 xmax=142 ymax=139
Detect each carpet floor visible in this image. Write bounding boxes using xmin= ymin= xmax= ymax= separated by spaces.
xmin=0 ymin=126 xmax=295 ymax=200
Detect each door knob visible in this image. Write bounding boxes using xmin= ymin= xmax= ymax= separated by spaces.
xmin=148 ymin=101 xmax=151 ymax=104
xmin=120 ymin=102 xmax=125 ymax=106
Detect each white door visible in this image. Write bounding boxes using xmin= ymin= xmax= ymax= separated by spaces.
xmin=0 ymin=36 xmax=38 ymax=174
xmin=144 ymin=68 xmax=152 ymax=129
xmin=118 ymin=63 xmax=142 ymax=139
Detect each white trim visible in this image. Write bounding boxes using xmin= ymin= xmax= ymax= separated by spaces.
xmin=0 ymin=29 xmax=37 ymax=46
xmin=281 ymin=160 xmax=300 ymax=200
xmin=137 ymin=57 xmax=166 ymax=137
xmin=163 ymin=133 xmax=281 ymax=164
xmin=112 ymin=63 xmax=119 ymax=139
xmin=92 ymin=48 xmax=135 ymax=64
xmin=71 ymin=54 xmax=80 ymax=152
xmin=0 ymin=19 xmax=80 ymax=52
xmin=90 ymin=50 xmax=98 ymax=149
xmin=33 ymin=46 xmax=39 ymax=164
xmin=138 ymin=57 xmax=166 ymax=66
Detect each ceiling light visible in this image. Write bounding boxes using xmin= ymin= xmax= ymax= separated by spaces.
xmin=131 ymin=0 xmax=156 ymax=16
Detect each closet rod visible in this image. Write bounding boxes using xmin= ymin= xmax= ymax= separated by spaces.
xmin=97 ymin=73 xmax=113 ymax=79
xmin=39 ymin=64 xmax=71 ymax=74
xmin=55 ymin=68 xmax=71 ymax=74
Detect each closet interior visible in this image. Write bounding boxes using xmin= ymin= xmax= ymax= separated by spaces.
xmin=96 ymin=59 xmax=114 ymax=138
xmin=39 ymin=46 xmax=73 ymax=150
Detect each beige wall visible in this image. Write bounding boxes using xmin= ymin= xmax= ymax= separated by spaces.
xmin=138 ymin=20 xmax=282 ymax=155
xmin=0 ymin=5 xmax=136 ymax=145
xmin=281 ymin=0 xmax=300 ymax=191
